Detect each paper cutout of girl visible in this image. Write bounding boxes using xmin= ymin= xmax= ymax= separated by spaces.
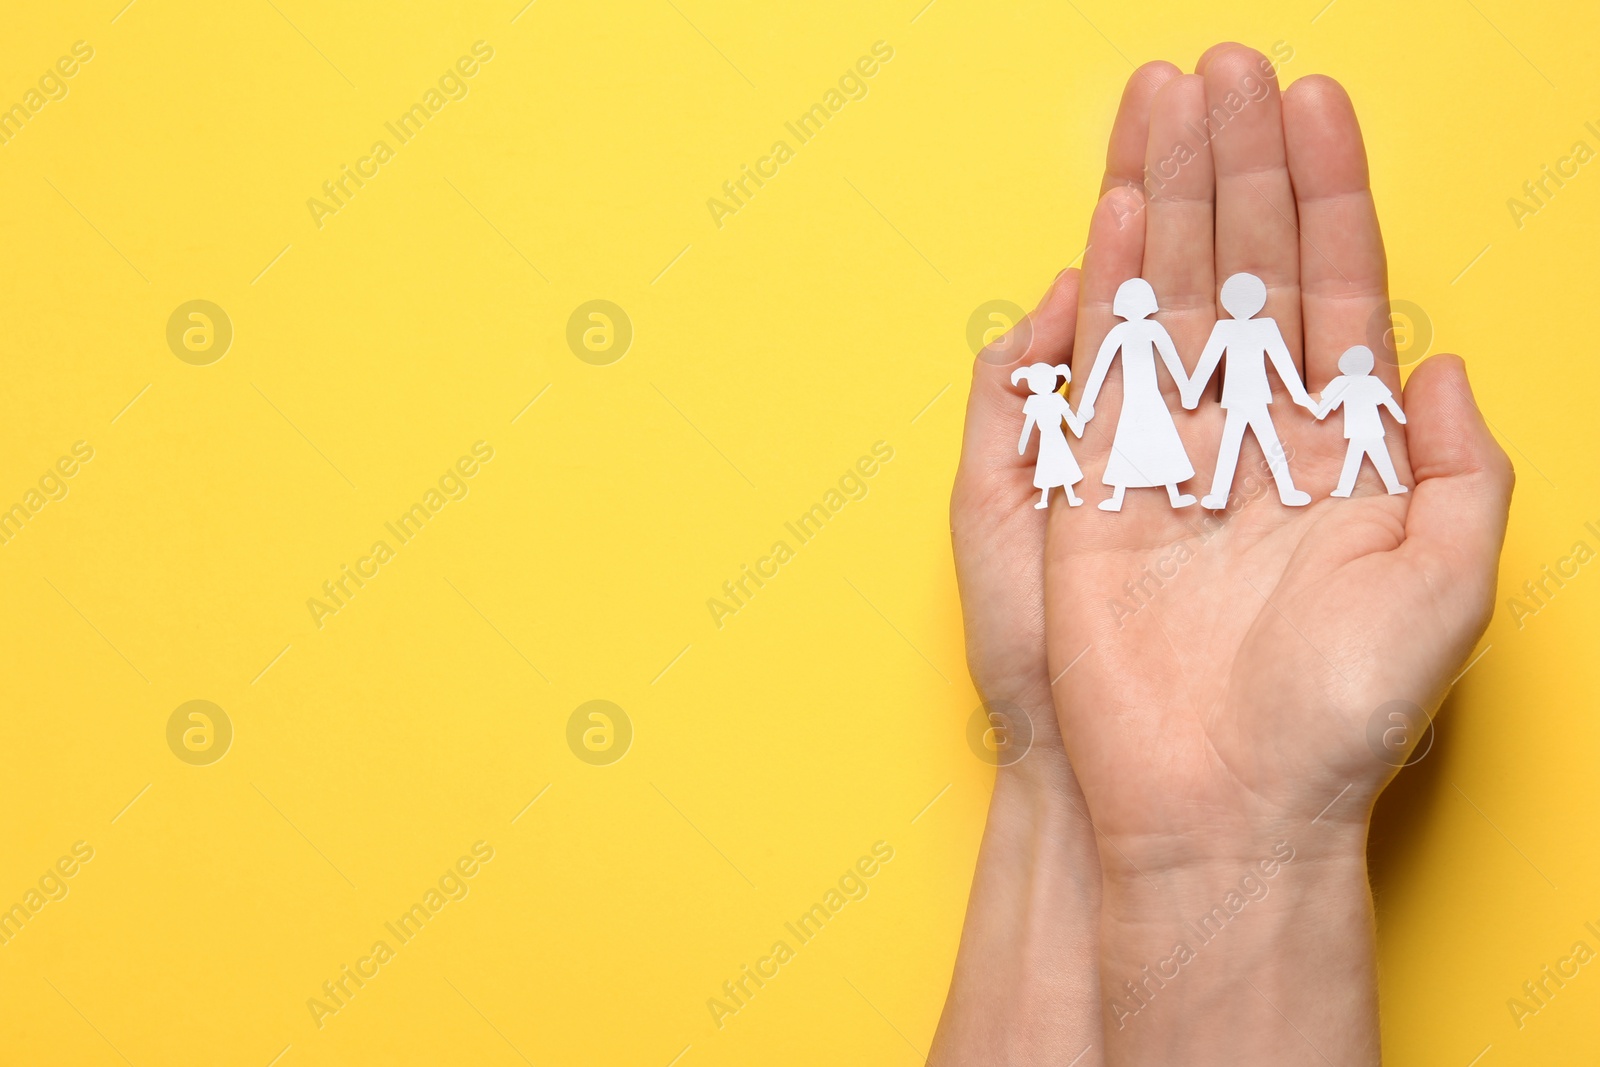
xmin=1076 ymin=278 xmax=1196 ymax=511
xmin=1014 ymin=362 xmax=1086 ymax=508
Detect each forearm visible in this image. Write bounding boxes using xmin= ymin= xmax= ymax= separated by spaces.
xmin=931 ymin=751 xmax=1104 ymax=1066
xmin=1096 ymin=822 xmax=1379 ymax=1066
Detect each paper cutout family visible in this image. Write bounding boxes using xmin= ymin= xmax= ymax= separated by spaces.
xmin=1015 ymin=273 xmax=1407 ymax=511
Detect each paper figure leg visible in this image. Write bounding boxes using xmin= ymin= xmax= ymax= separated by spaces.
xmin=1248 ymin=413 xmax=1310 ymax=506
xmin=1036 ymin=487 xmax=1050 ymax=509
xmin=1336 ymin=436 xmax=1407 ymax=496
xmin=1331 ymin=441 xmax=1366 ymax=497
xmin=1099 ymin=484 xmax=1126 ymax=512
xmin=1370 ymin=440 xmax=1407 ymax=494
xmin=1200 ymin=409 xmax=1250 ymax=510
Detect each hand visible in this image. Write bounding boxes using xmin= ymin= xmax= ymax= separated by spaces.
xmin=1047 ymin=46 xmax=1512 ymax=1063
xmin=933 ymin=59 xmax=1187 ymax=1065
xmin=935 ymin=266 xmax=1107 ymax=1065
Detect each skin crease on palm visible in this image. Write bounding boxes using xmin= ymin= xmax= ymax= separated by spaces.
xmin=933 ymin=44 xmax=1513 ymax=1066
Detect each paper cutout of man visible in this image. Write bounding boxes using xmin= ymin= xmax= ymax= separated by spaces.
xmin=1183 ymin=272 xmax=1315 ymax=509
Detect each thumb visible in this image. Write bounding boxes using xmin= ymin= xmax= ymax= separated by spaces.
xmin=1398 ymin=353 xmax=1515 ymax=625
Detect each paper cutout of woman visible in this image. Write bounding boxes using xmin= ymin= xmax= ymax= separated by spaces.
xmin=1076 ymin=278 xmax=1197 ymax=511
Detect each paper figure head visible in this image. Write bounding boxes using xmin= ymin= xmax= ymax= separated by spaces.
xmin=1011 ymin=363 xmax=1071 ymax=394
xmin=1338 ymin=345 xmax=1376 ymax=376
xmin=1220 ymin=272 xmax=1267 ymax=320
xmin=1112 ymin=278 xmax=1157 ymax=320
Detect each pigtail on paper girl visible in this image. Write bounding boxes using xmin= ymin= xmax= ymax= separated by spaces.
xmin=1011 ymin=364 xmax=1072 ymax=388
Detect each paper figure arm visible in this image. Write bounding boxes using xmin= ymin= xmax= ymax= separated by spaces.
xmin=1266 ymin=328 xmax=1315 ymax=409
xmin=1062 ymin=401 xmax=1085 ymax=438
xmin=1077 ymin=324 xmax=1123 ymax=421
xmin=1380 ymin=387 xmax=1407 ymax=425
xmin=1185 ymin=329 xmax=1225 ymax=409
xmin=1017 ymin=410 xmax=1038 ymax=456
xmin=1311 ymin=378 xmax=1344 ymax=421
xmin=1153 ymin=325 xmax=1192 ymax=400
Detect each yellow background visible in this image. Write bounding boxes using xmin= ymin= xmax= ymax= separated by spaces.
xmin=0 ymin=0 xmax=1595 ymax=1063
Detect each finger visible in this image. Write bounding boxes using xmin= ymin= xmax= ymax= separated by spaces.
xmin=956 ymin=269 xmax=1082 ymax=480
xmin=951 ymin=271 xmax=1080 ymax=716
xmin=1205 ymin=44 xmax=1304 ymax=376
xmin=1102 ymin=61 xmax=1182 ymax=194
xmin=1396 ymin=355 xmax=1514 ymax=625
xmin=1195 ymin=41 xmax=1238 ymax=74
xmin=1283 ymin=75 xmax=1395 ymax=399
xmin=950 ymin=274 xmax=1083 ymax=750
xmin=1070 ymin=185 xmax=1148 ymax=428
xmin=1142 ymin=73 xmax=1217 ymax=378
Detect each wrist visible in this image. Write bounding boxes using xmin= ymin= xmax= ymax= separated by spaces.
xmin=972 ymin=681 xmax=1080 ymax=803
xmin=1099 ymin=825 xmax=1368 ymax=938
xmin=1096 ymin=824 xmax=1378 ymax=1065
xmin=932 ymin=697 xmax=1103 ymax=1066
xmin=1095 ymin=806 xmax=1369 ymax=895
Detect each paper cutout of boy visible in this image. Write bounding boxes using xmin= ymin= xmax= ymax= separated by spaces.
xmin=1182 ymin=272 xmax=1316 ymax=509
xmin=1313 ymin=344 xmax=1409 ymax=497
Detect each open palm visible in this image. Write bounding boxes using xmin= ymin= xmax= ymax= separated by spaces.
xmin=1045 ymin=47 xmax=1514 ymax=872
